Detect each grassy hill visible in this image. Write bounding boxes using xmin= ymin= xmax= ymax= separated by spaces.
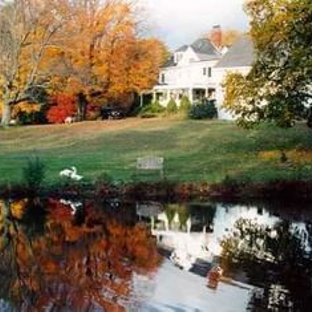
xmin=1 ymin=117 xmax=312 ymax=185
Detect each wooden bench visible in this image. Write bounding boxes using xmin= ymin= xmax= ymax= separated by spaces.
xmin=136 ymin=157 xmax=164 ymax=179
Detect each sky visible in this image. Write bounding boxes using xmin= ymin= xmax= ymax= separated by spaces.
xmin=143 ymin=0 xmax=249 ymax=50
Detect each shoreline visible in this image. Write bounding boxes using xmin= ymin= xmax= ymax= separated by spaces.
xmin=1 ymin=179 xmax=312 ymax=205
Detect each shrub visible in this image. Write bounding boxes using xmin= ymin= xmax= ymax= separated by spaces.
xmin=95 ymin=172 xmax=114 ymax=186
xmin=166 ymin=98 xmax=178 ymax=114
xmin=47 ymin=94 xmax=77 ymax=124
xmin=139 ymin=100 xmax=166 ymax=117
xmin=189 ymin=99 xmax=218 ymax=119
xmin=22 ymin=156 xmax=46 ymax=192
xmin=86 ymin=110 xmax=101 ymax=121
xmin=13 ymin=102 xmax=48 ymax=125
xmin=179 ymin=95 xmax=191 ymax=113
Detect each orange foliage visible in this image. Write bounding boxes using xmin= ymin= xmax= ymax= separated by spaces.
xmin=0 ymin=198 xmax=161 ymax=311
xmin=50 ymin=1 xmax=168 ymax=109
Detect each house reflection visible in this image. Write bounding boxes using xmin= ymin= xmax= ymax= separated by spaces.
xmin=136 ymin=202 xmax=218 ymax=265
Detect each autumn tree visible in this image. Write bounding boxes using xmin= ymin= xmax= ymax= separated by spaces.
xmin=47 ymin=94 xmax=77 ymax=123
xmin=223 ymin=0 xmax=312 ymax=128
xmin=50 ymin=0 xmax=167 ymax=115
xmin=222 ymin=29 xmax=243 ymax=47
xmin=0 ymin=0 xmax=69 ymax=126
xmin=0 ymin=0 xmax=167 ymax=125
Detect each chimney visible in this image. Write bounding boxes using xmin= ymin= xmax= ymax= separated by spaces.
xmin=210 ymin=25 xmax=222 ymax=48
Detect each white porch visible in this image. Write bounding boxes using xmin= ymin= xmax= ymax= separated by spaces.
xmin=153 ymin=84 xmax=217 ymax=107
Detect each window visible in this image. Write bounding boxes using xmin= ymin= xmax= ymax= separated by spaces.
xmin=203 ymin=67 xmax=212 ymax=77
xmin=208 ymin=67 xmax=212 ymax=78
xmin=161 ymin=73 xmax=165 ymax=84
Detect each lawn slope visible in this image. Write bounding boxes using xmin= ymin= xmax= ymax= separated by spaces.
xmin=1 ymin=118 xmax=312 ymax=185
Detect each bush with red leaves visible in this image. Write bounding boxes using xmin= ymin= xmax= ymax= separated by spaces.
xmin=47 ymin=94 xmax=77 ymax=124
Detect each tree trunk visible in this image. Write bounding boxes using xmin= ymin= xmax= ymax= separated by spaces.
xmin=1 ymin=102 xmax=12 ymax=127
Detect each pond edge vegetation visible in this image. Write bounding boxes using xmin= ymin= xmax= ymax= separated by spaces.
xmin=2 ymin=157 xmax=312 ymax=204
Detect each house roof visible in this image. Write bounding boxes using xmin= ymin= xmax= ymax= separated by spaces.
xmin=161 ymin=56 xmax=175 ymax=68
xmin=175 ymin=45 xmax=188 ymax=52
xmin=215 ymin=36 xmax=255 ymax=68
xmin=191 ymin=38 xmax=220 ymax=57
xmin=196 ymin=53 xmax=221 ymax=61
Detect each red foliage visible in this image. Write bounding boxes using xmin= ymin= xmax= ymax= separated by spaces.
xmin=47 ymin=94 xmax=77 ymax=124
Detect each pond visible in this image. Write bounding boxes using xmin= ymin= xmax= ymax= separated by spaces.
xmin=0 ymin=198 xmax=311 ymax=311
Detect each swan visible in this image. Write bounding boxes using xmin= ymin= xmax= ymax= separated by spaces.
xmin=59 ymin=166 xmax=83 ymax=181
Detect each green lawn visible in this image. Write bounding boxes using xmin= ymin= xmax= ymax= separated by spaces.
xmin=1 ymin=117 xmax=312 ymax=185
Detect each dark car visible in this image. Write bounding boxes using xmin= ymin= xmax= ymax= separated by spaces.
xmin=100 ymin=106 xmax=124 ymax=120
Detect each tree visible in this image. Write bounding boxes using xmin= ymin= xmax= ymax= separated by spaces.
xmin=221 ymin=29 xmax=243 ymax=47
xmin=47 ymin=94 xmax=77 ymax=123
xmin=0 ymin=0 xmax=68 ymax=126
xmin=223 ymin=0 xmax=312 ymax=128
xmin=166 ymin=98 xmax=178 ymax=114
xmin=0 ymin=0 xmax=167 ymax=125
xmin=179 ymin=95 xmax=191 ymax=113
xmin=51 ymin=0 xmax=168 ymax=113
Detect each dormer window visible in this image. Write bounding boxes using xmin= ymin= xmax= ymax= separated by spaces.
xmin=161 ymin=73 xmax=165 ymax=84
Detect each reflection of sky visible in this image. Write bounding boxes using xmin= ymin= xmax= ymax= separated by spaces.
xmin=141 ymin=259 xmax=252 ymax=312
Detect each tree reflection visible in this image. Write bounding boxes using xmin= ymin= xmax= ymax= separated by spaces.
xmin=0 ymin=198 xmax=160 ymax=311
xmin=221 ymin=218 xmax=312 ymax=311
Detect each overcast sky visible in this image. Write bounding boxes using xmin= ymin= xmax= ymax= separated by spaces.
xmin=143 ymin=0 xmax=249 ymax=50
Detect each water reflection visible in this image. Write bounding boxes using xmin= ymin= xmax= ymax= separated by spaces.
xmin=221 ymin=218 xmax=312 ymax=311
xmin=0 ymin=198 xmax=312 ymax=311
xmin=138 ymin=203 xmax=217 ymax=269
xmin=0 ymin=198 xmax=160 ymax=311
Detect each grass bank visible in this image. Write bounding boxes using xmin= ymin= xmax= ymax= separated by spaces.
xmin=1 ymin=117 xmax=312 ymax=187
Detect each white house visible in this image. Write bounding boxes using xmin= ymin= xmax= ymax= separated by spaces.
xmin=153 ymin=38 xmax=222 ymax=106
xmin=214 ymin=36 xmax=255 ymax=119
xmin=153 ymin=35 xmax=255 ymax=120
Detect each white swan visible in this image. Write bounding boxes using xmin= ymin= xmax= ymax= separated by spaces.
xmin=59 ymin=166 xmax=83 ymax=181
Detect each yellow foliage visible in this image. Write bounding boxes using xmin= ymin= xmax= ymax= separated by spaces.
xmin=12 ymin=102 xmax=41 ymax=118
xmin=259 ymin=150 xmax=281 ymax=161
xmin=259 ymin=149 xmax=312 ymax=164
xmin=10 ymin=199 xmax=28 ymax=220
xmin=288 ymin=150 xmax=312 ymax=164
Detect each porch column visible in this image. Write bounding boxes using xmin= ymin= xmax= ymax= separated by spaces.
xmin=188 ymin=88 xmax=193 ymax=103
xmin=151 ymin=216 xmax=155 ymax=231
